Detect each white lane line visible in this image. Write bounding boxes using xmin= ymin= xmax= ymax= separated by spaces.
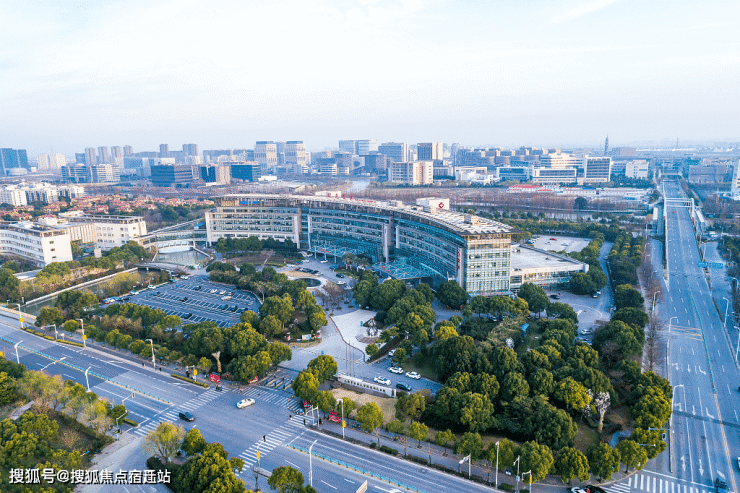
xmin=320 ymin=480 xmax=337 ymax=490
xmin=285 ymin=460 xmax=301 ymax=469
xmin=344 ymin=478 xmax=355 ymax=483
xmin=63 ymin=374 xmax=75 ymax=379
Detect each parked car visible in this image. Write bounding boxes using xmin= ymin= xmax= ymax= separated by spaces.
xmin=387 ymin=349 xmax=396 ymax=357
xmin=336 ymin=273 xmax=345 ymax=278
xmin=570 ymin=488 xmax=589 ymax=493
xmin=405 ymin=371 xmax=421 ymax=380
xmin=396 ymin=382 xmax=412 ymax=392
xmin=327 ymin=411 xmax=341 ymax=423
xmin=320 ymin=260 xmax=328 ymax=263
xmin=219 ymin=290 xmax=226 ymax=295
xmin=374 ymin=376 xmax=391 ymax=386
xmin=550 ymin=294 xmax=560 ymax=299
xmin=237 ymin=398 xmax=255 ymax=409
xmin=388 ymin=367 xmax=404 ymax=374
xmin=715 ymin=478 xmax=728 ymax=493
xmin=194 ymin=286 xmax=202 ymax=291
xmin=178 ymin=411 xmax=194 ymax=422
xmin=183 ymin=313 xmax=193 ymax=319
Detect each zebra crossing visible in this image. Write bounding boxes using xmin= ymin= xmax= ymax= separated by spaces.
xmin=132 ymin=388 xmax=222 ymax=436
xmin=237 ymin=386 xmax=303 ymax=413
xmin=606 ymin=473 xmax=716 ymax=493
xmin=235 ymin=416 xmax=307 ymax=475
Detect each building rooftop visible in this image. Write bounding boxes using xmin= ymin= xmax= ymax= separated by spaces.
xmin=510 ymin=244 xmax=586 ymax=272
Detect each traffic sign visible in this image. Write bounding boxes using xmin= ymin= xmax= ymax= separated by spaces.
xmin=19 ymin=318 xmax=23 ymax=323
xmin=697 ymin=262 xmax=709 ymax=268
xmin=342 ymin=421 xmax=346 ymax=428
xmin=83 ymin=335 xmax=87 ymax=340
xmin=711 ymin=262 xmax=724 ymax=269
xmin=256 ymin=451 xmax=260 ymax=460
xmin=193 ymin=369 xmax=197 ymax=376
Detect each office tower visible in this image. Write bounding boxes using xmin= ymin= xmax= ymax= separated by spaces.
xmin=230 ymin=162 xmax=261 ymax=182
xmin=75 ymin=153 xmax=86 ymax=164
xmin=339 ymin=140 xmax=356 ymax=154
xmin=199 ymin=164 xmax=231 ymax=184
xmin=183 ymin=143 xmax=198 ymax=156
xmin=285 ymin=141 xmax=307 ymax=173
xmin=61 ymin=165 xmax=89 ymax=183
xmin=604 ymin=135 xmax=609 ymax=156
xmin=387 ymin=161 xmax=433 ymax=185
xmin=150 ymin=164 xmax=195 ymax=187
xmin=1 ymin=148 xmax=23 ymax=175
xmin=159 ymin=144 xmax=169 ymax=158
xmin=417 ymin=143 xmax=443 ymax=161
xmin=731 ymin=160 xmax=740 ymax=196
xmin=361 ymin=153 xmax=389 ymax=174
xmin=84 ymin=147 xmax=98 ymax=166
xmin=254 ymin=141 xmax=278 ymax=171
xmin=356 ymin=140 xmax=378 ymax=155
xmin=37 ymin=153 xmax=66 ymax=170
xmin=98 ymin=146 xmax=110 ymax=164
xmin=584 ymin=157 xmax=612 ymax=183
xmin=111 ymin=146 xmax=123 ymax=159
xmin=123 ymin=145 xmax=133 ymax=156
xmin=88 ymin=164 xmax=120 ymax=183
xmin=275 ymin=141 xmax=286 ymax=165
xmin=378 ymin=142 xmax=409 ymax=163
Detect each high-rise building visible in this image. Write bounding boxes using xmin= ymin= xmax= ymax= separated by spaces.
xmin=199 ymin=164 xmax=231 ymax=184
xmin=583 ymin=157 xmax=612 ymax=183
xmin=731 ymin=159 xmax=740 ymax=196
xmin=97 ymin=146 xmax=110 ymax=164
xmin=150 ymin=164 xmax=195 ymax=187
xmin=1 ymin=148 xmax=29 ymax=175
xmin=37 ymin=153 xmax=66 ymax=170
xmin=361 ymin=153 xmax=389 ymax=174
xmin=88 ymin=164 xmax=120 ymax=183
xmin=75 ymin=153 xmax=86 ymax=164
xmin=84 ymin=147 xmax=98 ymax=166
xmin=378 ymin=142 xmax=409 ymax=164
xmin=62 ymin=165 xmax=89 ymax=183
xmin=159 ymin=144 xmax=169 ymax=158
xmin=123 ymin=145 xmax=133 ymax=156
xmin=417 ymin=143 xmax=443 ymax=161
xmin=285 ymin=141 xmax=307 ymax=173
xmin=183 ymin=143 xmax=198 ymax=156
xmin=275 ymin=141 xmax=286 ymax=165
xmin=338 ymin=140 xmax=356 ymax=154
xmin=356 ymin=140 xmax=378 ymax=155
xmin=230 ymin=162 xmax=262 ymax=182
xmin=111 ymin=146 xmax=123 ymax=159
xmin=387 ymin=161 xmax=433 ymax=185
xmin=254 ymin=141 xmax=278 ymax=172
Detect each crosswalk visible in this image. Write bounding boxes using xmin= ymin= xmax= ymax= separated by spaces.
xmin=235 ymin=416 xmax=308 ymax=476
xmin=606 ymin=473 xmax=717 ymax=493
xmin=132 ymin=388 xmax=222 ymax=436
xmin=237 ymin=386 xmax=303 ymax=413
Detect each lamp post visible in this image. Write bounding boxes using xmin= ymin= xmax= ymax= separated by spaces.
xmin=494 ymin=441 xmax=500 ymax=489
xmin=115 ymin=413 xmax=126 ymax=439
xmin=652 ymin=291 xmax=660 ymax=310
xmin=514 ymin=456 xmax=520 ymax=493
xmin=85 ymin=366 xmax=92 ymax=392
xmin=522 ymin=470 xmax=532 ymax=493
xmin=340 ymin=398 xmax=344 ymax=439
xmin=734 ymin=327 xmax=740 ymax=365
xmin=14 ymin=340 xmax=22 ymax=364
xmin=78 ymin=319 xmax=86 ymax=347
xmin=459 ymin=454 xmax=472 ymax=479
xmin=309 ymin=439 xmax=317 ymax=487
xmin=48 ymin=324 xmax=57 ymax=340
xmin=145 ymin=339 xmax=155 ymax=369
xmin=40 ymin=356 xmax=66 ymax=371
xmin=722 ymin=297 xmax=729 ymax=329
xmin=668 ymin=316 xmax=678 ymax=333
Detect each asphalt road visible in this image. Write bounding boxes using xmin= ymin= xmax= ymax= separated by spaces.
xmin=655 ymin=181 xmax=739 ymax=492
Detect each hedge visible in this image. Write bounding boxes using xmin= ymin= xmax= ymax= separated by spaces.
xmin=170 ymin=373 xmax=209 ymax=388
xmin=123 ymin=417 xmax=138 ymax=427
xmin=379 ymin=445 xmax=399 ymax=456
xmin=20 ymin=326 xmax=84 ymax=346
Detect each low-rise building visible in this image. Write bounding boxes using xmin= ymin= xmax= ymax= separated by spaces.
xmin=58 ymin=212 xmax=148 ymax=250
xmin=625 ymin=160 xmax=649 ymax=179
xmin=509 ymin=245 xmax=588 ymax=291
xmin=0 ymin=222 xmax=73 ymax=265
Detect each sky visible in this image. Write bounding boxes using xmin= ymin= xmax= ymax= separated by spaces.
xmin=1 ymin=0 xmax=739 ymax=156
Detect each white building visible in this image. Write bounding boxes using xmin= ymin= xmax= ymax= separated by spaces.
xmin=37 ymin=153 xmax=66 ymax=170
xmin=285 ymin=141 xmax=307 ymax=174
xmin=0 ymin=222 xmax=73 ymax=266
xmin=59 ymin=212 xmax=148 ymax=250
xmin=625 ymin=160 xmax=649 ymax=179
xmin=509 ymin=245 xmax=588 ymax=291
xmin=387 ymin=161 xmax=433 ymax=185
xmin=0 ymin=187 xmax=28 ymax=206
xmin=255 ymin=141 xmax=278 ymax=172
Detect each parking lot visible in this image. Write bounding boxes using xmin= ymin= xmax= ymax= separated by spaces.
xmin=119 ymin=274 xmax=261 ymax=328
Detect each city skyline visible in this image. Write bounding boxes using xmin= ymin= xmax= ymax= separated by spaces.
xmin=2 ymin=0 xmax=739 ymax=156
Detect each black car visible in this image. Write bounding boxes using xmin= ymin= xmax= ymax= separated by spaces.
xmin=183 ymin=313 xmax=193 ymax=319
xmin=121 ymin=297 xmax=131 ymax=302
xmin=229 ymin=306 xmax=238 ymax=312
xmin=550 ymin=294 xmax=560 ymax=299
xmin=220 ymin=304 xmax=229 ymax=310
xmin=396 ymin=382 xmax=412 ymax=392
xmin=178 ymin=411 xmax=194 ymax=422
xmin=336 ymin=273 xmax=345 ymax=278
xmin=194 ymin=286 xmax=202 ymax=291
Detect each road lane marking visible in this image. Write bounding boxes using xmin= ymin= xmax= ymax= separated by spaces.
xmin=285 ymin=460 xmax=301 ymax=469
xmin=320 ymin=480 xmax=337 ymax=490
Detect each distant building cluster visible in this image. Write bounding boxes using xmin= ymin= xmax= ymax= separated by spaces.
xmin=0 ymin=183 xmax=85 ymax=206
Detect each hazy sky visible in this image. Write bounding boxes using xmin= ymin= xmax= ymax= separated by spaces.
xmin=2 ymin=0 xmax=739 ymax=156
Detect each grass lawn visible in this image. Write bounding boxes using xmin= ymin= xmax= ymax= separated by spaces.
xmin=574 ymin=421 xmax=600 ymax=450
xmin=401 ymin=353 xmax=439 ymax=382
xmin=334 ymin=268 xmax=359 ymax=278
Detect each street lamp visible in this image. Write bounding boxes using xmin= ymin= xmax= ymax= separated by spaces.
xmin=494 ymin=441 xmax=500 ymax=489
xmin=652 ymin=291 xmax=660 ymax=310
xmin=459 ymin=454 xmax=472 ymax=479
xmin=145 ymin=339 xmax=155 ymax=369
xmin=309 ymin=439 xmax=317 ymax=487
xmin=13 ymin=340 xmax=22 ymax=365
xmin=115 ymin=413 xmax=126 ymax=439
xmin=522 ymin=470 xmax=532 ymax=493
xmin=734 ymin=326 xmax=740 ymax=365
xmin=340 ymin=398 xmax=345 ymax=440
xmin=722 ymin=297 xmax=729 ymax=329
xmin=40 ymin=356 xmax=66 ymax=371
xmin=84 ymin=365 xmax=92 ymax=392
xmin=668 ymin=316 xmax=678 ymax=333
xmin=514 ymin=456 xmax=520 ymax=493
xmin=78 ymin=319 xmax=86 ymax=347
xmin=117 ymin=392 xmax=135 ymax=435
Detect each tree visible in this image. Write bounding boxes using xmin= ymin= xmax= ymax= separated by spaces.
xmin=575 ymin=196 xmax=588 ymax=210
xmin=181 ymin=428 xmax=207 ymax=456
xmin=339 ymin=396 xmax=356 ymax=418
xmin=532 ymin=405 xmax=578 ymax=449
xmin=260 ymin=315 xmax=283 ymax=338
xmin=35 ymin=307 xmax=64 ymax=328
xmin=408 ymin=422 xmax=428 ymax=447
xmin=356 ymin=402 xmax=384 ymax=443
xmin=387 ymin=419 xmax=405 ymax=435
xmin=197 ymin=356 xmax=211 ymax=374
xmin=554 ymin=377 xmax=591 ymax=411
xmin=366 ymin=343 xmax=379 ymax=358
xmin=518 ymin=283 xmax=550 ymax=317
xmin=555 ymin=447 xmax=590 ymax=484
xmin=616 ymin=439 xmax=648 ymax=473
xmin=459 ymin=392 xmax=495 ymax=432
xmin=395 ymin=391 xmax=426 ymax=422
xmin=589 ymin=390 xmax=611 ymax=432
xmin=0 ymin=372 xmax=17 ymax=405
xmin=614 ymin=284 xmax=644 ymax=309
xmin=587 ymin=443 xmax=621 ymax=481
xmin=454 ymin=432 xmax=485 ymax=460
xmin=393 ymin=347 xmax=407 ymax=364
xmin=435 ymin=429 xmax=456 ymax=455
xmin=631 ymin=387 xmax=671 ymax=429
xmin=315 ymin=390 xmax=337 ymax=413
xmin=63 ymin=319 xmax=80 ymax=333
xmin=569 ymin=273 xmax=596 ymax=295
xmin=520 ymin=440 xmax=554 ymax=482
xmin=268 ymin=466 xmax=304 ymax=493
xmin=546 ymin=302 xmax=579 ymax=325
xmin=142 ymin=422 xmax=186 ymax=463
xmin=437 ymin=280 xmax=469 ymax=309
xmin=501 ymin=372 xmax=530 ymax=401
xmin=530 ymin=369 xmax=555 ymax=397
xmin=308 ymin=354 xmax=338 ymax=382
xmin=612 ymin=307 xmax=649 ymax=328
xmin=0 ymin=268 xmax=20 ymax=300
xmin=496 ymin=438 xmax=516 ymax=471
xmin=630 ymin=428 xmax=666 ymax=459
xmin=291 ymin=371 xmax=320 ymax=402
xmin=470 ymin=296 xmax=488 ymax=317
xmin=175 ymin=445 xmax=247 ymax=493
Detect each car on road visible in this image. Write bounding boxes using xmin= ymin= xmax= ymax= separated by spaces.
xmin=737 ymin=457 xmax=740 ymax=470
xmin=715 ymin=478 xmax=728 ymax=493
xmin=374 ymin=376 xmax=391 ymax=385
xmin=570 ymin=488 xmax=589 ymax=493
xmin=387 ymin=349 xmax=395 ymax=357
xmin=396 ymin=382 xmax=412 ymax=392
xmin=320 ymin=260 xmax=328 ymax=263
xmin=229 ymin=306 xmax=238 ymax=312
xmin=550 ymin=294 xmax=560 ymax=299
xmin=148 ymin=285 xmax=157 ymax=290
xmin=178 ymin=411 xmax=194 ymax=422
xmin=585 ymin=486 xmax=606 ymax=493
xmin=596 ymin=290 xmax=601 ymax=295
xmin=336 ymin=273 xmax=345 ymax=278
xmin=183 ymin=313 xmax=193 ymax=319
xmin=591 ymin=293 xmax=598 ymax=298
xmin=130 ymin=290 xmax=139 ymax=295
xmin=405 ymin=371 xmax=421 ymax=380
xmin=388 ymin=366 xmax=403 ymax=374
xmin=236 ymin=398 xmax=255 ymax=409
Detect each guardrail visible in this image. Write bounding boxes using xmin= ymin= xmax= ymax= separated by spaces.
xmin=0 ymin=334 xmax=170 ymax=404
xmin=287 ymin=443 xmax=431 ymax=493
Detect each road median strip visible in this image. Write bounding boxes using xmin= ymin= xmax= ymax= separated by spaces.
xmin=170 ymin=373 xmax=209 ymax=388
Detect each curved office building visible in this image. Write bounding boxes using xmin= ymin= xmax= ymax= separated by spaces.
xmin=205 ymin=194 xmax=515 ymax=296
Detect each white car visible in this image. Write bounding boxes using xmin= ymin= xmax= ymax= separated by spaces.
xmin=571 ymin=488 xmax=589 ymax=493
xmin=387 ymin=349 xmax=396 ymax=357
xmin=374 ymin=376 xmax=391 ymax=386
xmin=405 ymin=371 xmax=421 ymax=380
xmin=236 ymin=398 xmax=255 ymax=409
xmin=320 ymin=260 xmax=328 ymax=263
xmin=388 ymin=366 xmax=404 ymax=374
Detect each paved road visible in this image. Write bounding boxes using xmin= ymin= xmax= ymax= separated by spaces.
xmin=655 ymin=181 xmax=739 ymax=492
